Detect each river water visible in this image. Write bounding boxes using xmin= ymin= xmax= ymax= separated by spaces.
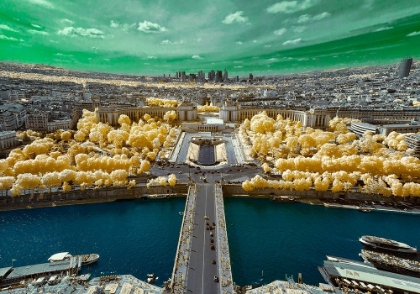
xmin=0 ymin=198 xmax=419 ymax=287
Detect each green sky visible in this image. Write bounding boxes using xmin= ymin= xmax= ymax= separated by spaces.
xmin=1 ymin=0 xmax=420 ymax=75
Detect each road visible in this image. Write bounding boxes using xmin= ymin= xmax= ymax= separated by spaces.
xmin=186 ymin=183 xmax=219 ymax=294
xmin=154 ymin=131 xmax=260 ymax=293
xmin=223 ymin=135 xmax=238 ymax=165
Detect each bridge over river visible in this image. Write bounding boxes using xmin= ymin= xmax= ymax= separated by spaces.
xmin=170 ymin=183 xmax=234 ymax=294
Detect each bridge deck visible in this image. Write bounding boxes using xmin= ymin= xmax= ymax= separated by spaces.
xmin=171 ymin=184 xmax=233 ymax=294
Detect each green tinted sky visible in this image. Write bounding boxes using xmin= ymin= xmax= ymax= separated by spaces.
xmin=1 ymin=0 xmax=420 ymax=75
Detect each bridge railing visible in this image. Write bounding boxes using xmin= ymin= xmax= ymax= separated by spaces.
xmin=170 ymin=184 xmax=197 ymax=293
xmin=214 ymin=184 xmax=234 ymax=293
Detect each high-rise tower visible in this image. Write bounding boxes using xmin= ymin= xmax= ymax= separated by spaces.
xmin=398 ymin=58 xmax=413 ymax=78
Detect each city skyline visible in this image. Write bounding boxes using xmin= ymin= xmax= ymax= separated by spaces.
xmin=1 ymin=0 xmax=420 ymax=76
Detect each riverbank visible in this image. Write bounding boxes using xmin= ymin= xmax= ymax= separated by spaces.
xmin=1 ymin=183 xmax=420 ymax=215
xmin=0 ymin=184 xmax=189 ymax=212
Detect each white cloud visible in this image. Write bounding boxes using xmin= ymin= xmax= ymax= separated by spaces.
xmin=0 ymin=24 xmax=19 ymax=32
xmin=253 ymin=40 xmax=257 ymax=43
xmin=161 ymin=39 xmax=184 ymax=45
xmin=222 ymin=11 xmax=248 ymax=24
xmin=0 ymin=34 xmax=18 ymax=41
xmin=298 ymin=12 xmax=330 ymax=23
xmin=31 ymin=24 xmax=42 ymax=28
xmin=264 ymin=44 xmax=272 ymax=48
xmin=29 ymin=0 xmax=54 ymax=9
xmin=57 ymin=27 xmax=105 ymax=38
xmin=234 ymin=65 xmax=243 ymax=68
xmin=274 ymin=28 xmax=287 ymax=36
xmin=374 ymin=27 xmax=393 ymax=32
xmin=61 ymin=19 xmax=74 ymax=25
xmin=110 ymin=20 xmax=119 ymax=28
xmin=146 ymin=56 xmax=156 ymax=59
xmin=236 ymin=41 xmax=243 ymax=45
xmin=283 ymin=38 xmax=301 ymax=45
xmin=267 ymin=0 xmax=317 ymax=14
xmin=362 ymin=0 xmax=375 ymax=9
xmin=192 ymin=55 xmax=203 ymax=60
xmin=268 ymin=58 xmax=279 ymax=62
xmin=28 ymin=29 xmax=49 ymax=35
xmin=122 ymin=23 xmax=136 ymax=31
xmin=293 ymin=26 xmax=306 ymax=33
xmin=55 ymin=53 xmax=73 ymax=57
xmin=407 ymin=31 xmax=420 ymax=37
xmin=297 ymin=14 xmax=311 ymax=23
xmin=138 ymin=21 xmax=166 ymax=33
xmin=313 ymin=12 xmax=331 ymax=20
xmin=111 ymin=21 xmax=136 ymax=31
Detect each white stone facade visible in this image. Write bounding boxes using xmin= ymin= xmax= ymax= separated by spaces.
xmin=0 ymin=131 xmax=19 ymax=150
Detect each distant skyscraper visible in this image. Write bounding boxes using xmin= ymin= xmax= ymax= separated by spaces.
xmin=398 ymin=58 xmax=413 ymax=78
xmin=249 ymin=73 xmax=253 ymax=81
xmin=197 ymin=71 xmax=204 ymax=82
xmin=215 ymin=70 xmax=223 ymax=82
xmin=223 ymin=68 xmax=228 ymax=81
xmin=208 ymin=70 xmax=215 ymax=81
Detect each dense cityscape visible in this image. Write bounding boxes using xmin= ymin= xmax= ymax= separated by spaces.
xmin=0 ymin=57 xmax=420 ymax=293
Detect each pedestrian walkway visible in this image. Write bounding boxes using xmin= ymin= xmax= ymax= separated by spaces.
xmin=170 ymin=185 xmax=197 ymax=293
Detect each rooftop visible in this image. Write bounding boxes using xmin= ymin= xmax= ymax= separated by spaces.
xmin=323 ymin=259 xmax=420 ymax=293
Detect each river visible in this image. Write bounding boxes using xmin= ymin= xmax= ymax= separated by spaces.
xmin=0 ymin=197 xmax=419 ymax=287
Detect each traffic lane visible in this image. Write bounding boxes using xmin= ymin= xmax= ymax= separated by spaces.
xmin=187 ymin=185 xmax=209 ymax=293
xmin=198 ymin=184 xmax=218 ymax=294
xmin=223 ymin=137 xmax=237 ymax=165
xmin=203 ymin=185 xmax=218 ymax=293
xmin=186 ymin=185 xmax=203 ymax=292
xmin=186 ymin=184 xmax=218 ymax=294
xmin=148 ymin=170 xmax=260 ymax=184
xmin=176 ymin=133 xmax=193 ymax=164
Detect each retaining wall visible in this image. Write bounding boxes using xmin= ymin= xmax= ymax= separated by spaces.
xmin=0 ymin=184 xmax=189 ymax=211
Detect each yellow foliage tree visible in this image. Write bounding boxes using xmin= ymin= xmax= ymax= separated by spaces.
xmin=168 ymin=174 xmax=177 ymax=186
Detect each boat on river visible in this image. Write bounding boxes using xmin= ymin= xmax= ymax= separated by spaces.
xmin=80 ymin=253 xmax=100 ymax=265
xmin=360 ymin=249 xmax=420 ymax=278
xmin=48 ymin=252 xmax=99 ymax=265
xmin=359 ymin=235 xmax=417 ymax=254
